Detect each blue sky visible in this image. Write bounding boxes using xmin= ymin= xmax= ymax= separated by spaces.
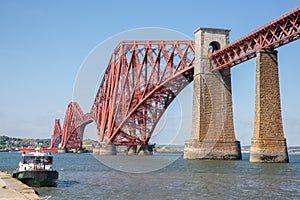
xmin=0 ymin=1 xmax=299 ymax=146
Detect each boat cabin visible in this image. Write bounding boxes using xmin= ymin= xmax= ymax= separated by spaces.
xmin=18 ymin=152 xmax=54 ymax=171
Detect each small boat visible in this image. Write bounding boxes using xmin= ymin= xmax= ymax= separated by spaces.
xmin=12 ymin=148 xmax=59 ymax=187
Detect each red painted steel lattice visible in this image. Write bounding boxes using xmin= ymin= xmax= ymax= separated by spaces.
xmin=59 ymin=102 xmax=93 ymax=150
xmin=91 ymin=41 xmax=195 ymax=145
xmin=49 ymin=119 xmax=62 ymax=148
xmin=210 ymin=6 xmax=300 ymax=70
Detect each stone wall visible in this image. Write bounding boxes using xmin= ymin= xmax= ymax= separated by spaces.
xmin=253 ymin=49 xmax=284 ymax=138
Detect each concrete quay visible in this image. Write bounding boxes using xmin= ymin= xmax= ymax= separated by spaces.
xmin=0 ymin=171 xmax=40 ymax=200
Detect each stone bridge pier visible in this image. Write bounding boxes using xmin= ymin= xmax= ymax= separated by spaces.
xmin=184 ymin=28 xmax=289 ymax=162
xmin=184 ymin=28 xmax=241 ymax=160
xmin=250 ymin=49 xmax=289 ymax=163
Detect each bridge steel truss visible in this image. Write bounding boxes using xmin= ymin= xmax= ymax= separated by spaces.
xmin=92 ymin=41 xmax=195 ymax=146
xmin=59 ymin=102 xmax=93 ymax=150
xmin=210 ymin=6 xmax=300 ymax=70
xmin=49 ymin=119 xmax=62 ymax=149
xmin=52 ymin=6 xmax=300 ymax=150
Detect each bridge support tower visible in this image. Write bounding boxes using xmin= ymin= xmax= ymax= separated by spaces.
xmin=184 ymin=28 xmax=241 ymax=160
xmin=250 ymin=49 xmax=289 ymax=163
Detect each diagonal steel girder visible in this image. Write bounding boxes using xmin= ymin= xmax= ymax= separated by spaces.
xmin=92 ymin=41 xmax=195 ymax=145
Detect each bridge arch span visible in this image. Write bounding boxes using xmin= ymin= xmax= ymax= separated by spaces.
xmin=59 ymin=102 xmax=96 ymax=151
xmin=91 ymin=41 xmax=195 ymax=146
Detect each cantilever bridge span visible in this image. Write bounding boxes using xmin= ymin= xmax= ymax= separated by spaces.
xmin=51 ymin=40 xmax=196 ymax=150
xmin=50 ymin=6 xmax=300 ymax=157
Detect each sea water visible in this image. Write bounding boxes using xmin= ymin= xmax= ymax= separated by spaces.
xmin=0 ymin=152 xmax=299 ymax=199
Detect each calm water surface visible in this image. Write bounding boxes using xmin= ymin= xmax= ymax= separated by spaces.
xmin=0 ymin=152 xmax=299 ymax=199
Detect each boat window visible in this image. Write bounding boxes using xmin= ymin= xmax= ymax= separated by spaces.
xmin=22 ymin=156 xmax=35 ymax=164
xmin=44 ymin=156 xmax=53 ymax=164
xmin=35 ymin=156 xmax=42 ymax=164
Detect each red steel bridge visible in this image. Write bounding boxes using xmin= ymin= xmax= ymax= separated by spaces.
xmin=50 ymin=6 xmax=300 ymax=151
